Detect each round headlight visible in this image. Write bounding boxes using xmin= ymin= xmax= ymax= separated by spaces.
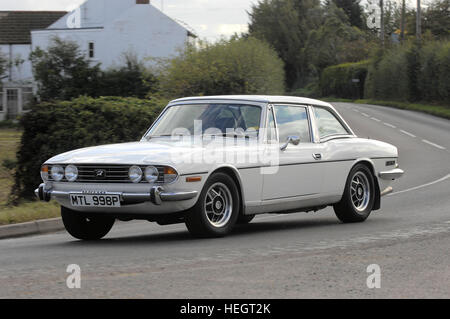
xmin=51 ymin=165 xmax=64 ymax=182
xmin=40 ymin=165 xmax=49 ymax=181
xmin=129 ymin=166 xmax=143 ymax=183
xmin=145 ymin=166 xmax=159 ymax=183
xmin=65 ymin=165 xmax=78 ymax=182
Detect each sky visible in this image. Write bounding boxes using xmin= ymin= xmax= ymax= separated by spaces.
xmin=0 ymin=0 xmax=425 ymax=41
xmin=0 ymin=0 xmax=260 ymax=41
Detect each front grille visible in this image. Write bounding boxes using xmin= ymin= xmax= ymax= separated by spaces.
xmin=48 ymin=164 xmax=166 ymax=183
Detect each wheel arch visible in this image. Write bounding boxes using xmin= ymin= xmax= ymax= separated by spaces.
xmin=208 ymin=165 xmax=246 ymax=217
xmin=352 ymin=158 xmax=381 ymax=211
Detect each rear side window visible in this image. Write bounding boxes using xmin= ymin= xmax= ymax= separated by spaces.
xmin=313 ymin=107 xmax=349 ymax=139
xmin=274 ymin=105 xmax=311 ymax=143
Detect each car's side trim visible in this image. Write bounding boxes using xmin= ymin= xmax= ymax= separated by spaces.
xmin=237 ymin=158 xmax=357 ymax=170
xmin=263 ymin=193 xmax=318 ymax=201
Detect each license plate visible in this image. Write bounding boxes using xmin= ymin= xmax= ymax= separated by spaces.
xmin=70 ymin=194 xmax=121 ymax=208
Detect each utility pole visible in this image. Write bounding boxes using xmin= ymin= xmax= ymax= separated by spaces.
xmin=416 ymin=0 xmax=422 ymax=40
xmin=401 ymin=0 xmax=406 ymax=41
xmin=380 ymin=0 xmax=385 ymax=46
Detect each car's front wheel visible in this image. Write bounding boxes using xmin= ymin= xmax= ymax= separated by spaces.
xmin=185 ymin=173 xmax=240 ymax=238
xmin=61 ymin=206 xmax=115 ymax=240
xmin=334 ymin=164 xmax=376 ymax=223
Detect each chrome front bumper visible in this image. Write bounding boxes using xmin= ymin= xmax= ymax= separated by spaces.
xmin=379 ymin=168 xmax=405 ymax=180
xmin=34 ymin=183 xmax=198 ymax=206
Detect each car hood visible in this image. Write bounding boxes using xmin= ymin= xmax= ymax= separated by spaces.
xmin=47 ymin=140 xmax=202 ymax=165
xmin=45 ymin=138 xmax=259 ymax=170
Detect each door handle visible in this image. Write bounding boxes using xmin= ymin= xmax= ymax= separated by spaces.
xmin=313 ymin=153 xmax=322 ymax=160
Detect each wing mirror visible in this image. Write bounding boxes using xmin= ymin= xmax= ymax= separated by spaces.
xmin=280 ymin=136 xmax=300 ymax=151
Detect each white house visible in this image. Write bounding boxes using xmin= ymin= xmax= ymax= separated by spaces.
xmin=0 ymin=0 xmax=196 ymax=121
xmin=0 ymin=11 xmax=66 ymax=121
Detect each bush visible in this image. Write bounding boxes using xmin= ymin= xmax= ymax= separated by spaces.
xmin=364 ymin=45 xmax=410 ymax=101
xmin=13 ymin=96 xmax=167 ymax=200
xmin=159 ymin=37 xmax=285 ymax=97
xmin=364 ymin=41 xmax=450 ymax=103
xmin=417 ymin=41 xmax=450 ymax=103
xmin=320 ymin=61 xmax=368 ymax=99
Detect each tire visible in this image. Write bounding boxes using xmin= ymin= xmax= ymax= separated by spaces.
xmin=185 ymin=172 xmax=240 ymax=238
xmin=61 ymin=206 xmax=115 ymax=240
xmin=237 ymin=214 xmax=255 ymax=225
xmin=333 ymin=164 xmax=376 ymax=223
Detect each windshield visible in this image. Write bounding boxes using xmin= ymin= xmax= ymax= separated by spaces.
xmin=146 ymin=103 xmax=262 ymax=139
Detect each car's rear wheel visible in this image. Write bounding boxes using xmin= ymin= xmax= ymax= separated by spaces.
xmin=61 ymin=206 xmax=115 ymax=240
xmin=334 ymin=164 xmax=375 ymax=223
xmin=185 ymin=173 xmax=240 ymax=238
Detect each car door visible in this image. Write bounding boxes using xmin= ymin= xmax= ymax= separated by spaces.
xmin=262 ymin=104 xmax=325 ymax=201
xmin=311 ymin=106 xmax=355 ymax=197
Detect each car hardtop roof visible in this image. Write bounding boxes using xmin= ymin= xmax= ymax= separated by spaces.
xmin=170 ymin=95 xmax=332 ymax=108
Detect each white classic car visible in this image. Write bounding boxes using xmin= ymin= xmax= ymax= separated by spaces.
xmin=36 ymin=96 xmax=404 ymax=240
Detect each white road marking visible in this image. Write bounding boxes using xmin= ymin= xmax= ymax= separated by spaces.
xmin=361 ymin=112 xmax=370 ymax=117
xmin=383 ymin=122 xmax=397 ymax=128
xmin=399 ymin=129 xmax=416 ymax=138
xmin=371 ymin=117 xmax=381 ymax=122
xmin=422 ymin=139 xmax=446 ymax=150
xmin=389 ymin=174 xmax=450 ymax=196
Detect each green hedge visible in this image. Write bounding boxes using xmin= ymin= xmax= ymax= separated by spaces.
xmin=319 ymin=61 xmax=369 ymax=99
xmin=365 ymin=41 xmax=450 ymax=103
xmin=14 ymin=96 xmax=167 ymax=200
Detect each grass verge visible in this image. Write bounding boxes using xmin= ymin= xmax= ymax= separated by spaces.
xmin=0 ymin=128 xmax=61 ymax=226
xmin=354 ymin=100 xmax=450 ymax=120
xmin=0 ymin=129 xmax=21 ymax=204
xmin=0 ymin=201 xmax=60 ymax=226
xmin=322 ymin=98 xmax=450 ymax=119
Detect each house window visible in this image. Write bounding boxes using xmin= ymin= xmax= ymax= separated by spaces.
xmin=6 ymin=89 xmax=19 ymax=120
xmin=22 ymin=87 xmax=34 ymax=111
xmin=89 ymin=42 xmax=95 ymax=58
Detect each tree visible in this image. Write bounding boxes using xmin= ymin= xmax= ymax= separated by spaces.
xmin=248 ymin=0 xmax=322 ymax=88
xmin=423 ymin=0 xmax=450 ymax=39
xmin=330 ymin=0 xmax=365 ymax=28
xmin=305 ymin=3 xmax=371 ymax=77
xmin=158 ymin=37 xmax=285 ymax=97
xmin=30 ymin=37 xmax=101 ymax=101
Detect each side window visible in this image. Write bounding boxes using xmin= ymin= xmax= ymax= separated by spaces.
xmin=313 ymin=107 xmax=349 ymax=139
xmin=274 ymin=105 xmax=311 ymax=143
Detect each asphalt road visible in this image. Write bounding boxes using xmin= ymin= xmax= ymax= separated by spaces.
xmin=1 ymin=102 xmax=449 ymax=299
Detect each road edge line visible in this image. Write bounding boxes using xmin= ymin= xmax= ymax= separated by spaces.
xmin=389 ymin=174 xmax=450 ymax=196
